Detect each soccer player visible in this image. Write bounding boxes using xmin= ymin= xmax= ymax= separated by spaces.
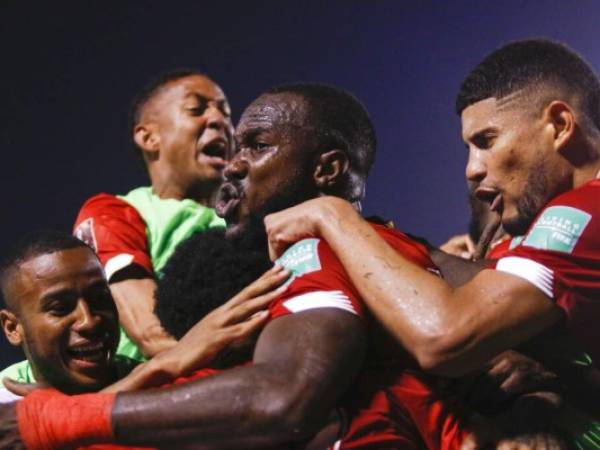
xmin=265 ymin=39 xmax=600 ymax=446
xmin=0 ymin=231 xmax=282 ymax=401
xmin=73 ymin=70 xmax=234 ymax=360
xmin=0 ymin=232 xmax=128 ymax=400
xmin=0 ymin=84 xmax=445 ymax=449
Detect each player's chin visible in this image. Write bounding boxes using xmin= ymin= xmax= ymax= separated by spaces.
xmin=65 ymin=370 xmax=112 ymax=393
xmin=224 ymin=222 xmax=244 ymax=240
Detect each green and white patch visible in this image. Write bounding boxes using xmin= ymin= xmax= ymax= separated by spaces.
xmin=524 ymin=206 xmax=591 ymax=253
xmin=277 ymin=238 xmax=322 ymax=286
xmin=509 ymin=236 xmax=524 ymax=250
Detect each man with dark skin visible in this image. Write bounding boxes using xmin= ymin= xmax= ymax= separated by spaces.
xmin=0 ymin=233 xmax=123 ymax=397
xmin=0 ymin=85 xmax=375 ymax=449
xmin=0 ymin=231 xmax=289 ymax=449
xmin=1 ymin=82 xmax=584 ymax=449
xmin=265 ymin=39 xmax=600 ymax=445
xmin=73 ymin=70 xmax=234 ymax=359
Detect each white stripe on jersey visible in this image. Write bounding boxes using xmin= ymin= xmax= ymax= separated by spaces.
xmin=104 ymin=253 xmax=135 ymax=280
xmin=496 ymin=256 xmax=554 ymax=298
xmin=283 ymin=290 xmax=358 ymax=315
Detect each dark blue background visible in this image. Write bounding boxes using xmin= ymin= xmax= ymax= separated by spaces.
xmin=1 ymin=0 xmax=599 ymax=366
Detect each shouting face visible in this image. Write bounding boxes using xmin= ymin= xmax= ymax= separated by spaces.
xmin=141 ymin=74 xmax=235 ymax=199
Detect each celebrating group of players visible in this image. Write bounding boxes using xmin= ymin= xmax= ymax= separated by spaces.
xmin=0 ymin=37 xmax=598 ymax=449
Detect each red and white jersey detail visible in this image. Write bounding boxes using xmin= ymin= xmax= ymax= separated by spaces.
xmin=269 ymin=223 xmax=437 ymax=321
xmin=269 ymin=223 xmax=455 ymax=448
xmin=494 ymin=179 xmax=600 ymax=361
xmin=282 ymin=290 xmax=358 ymax=315
xmin=73 ymin=193 xmax=153 ymax=280
xmin=496 ymin=256 xmax=554 ymax=297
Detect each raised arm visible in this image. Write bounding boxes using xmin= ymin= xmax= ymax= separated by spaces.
xmin=265 ymin=197 xmax=562 ymax=377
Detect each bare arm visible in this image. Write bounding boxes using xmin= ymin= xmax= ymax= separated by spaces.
xmin=103 ymin=265 xmax=290 ymax=392
xmin=109 ymin=266 xmax=176 ymax=358
xmin=265 ymin=197 xmax=562 ymax=377
xmin=112 ymin=308 xmax=366 ymax=448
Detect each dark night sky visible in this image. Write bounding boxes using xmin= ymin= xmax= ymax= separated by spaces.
xmin=1 ymin=0 xmax=599 ymax=365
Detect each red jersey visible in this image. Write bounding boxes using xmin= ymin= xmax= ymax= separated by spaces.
xmin=74 ymin=194 xmax=153 ymax=280
xmin=493 ymin=180 xmax=600 ymax=363
xmin=270 ymin=223 xmax=467 ymax=449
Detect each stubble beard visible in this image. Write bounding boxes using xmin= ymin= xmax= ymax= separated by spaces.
xmin=226 ymin=175 xmax=312 ymax=253
xmin=503 ymin=165 xmax=550 ymax=237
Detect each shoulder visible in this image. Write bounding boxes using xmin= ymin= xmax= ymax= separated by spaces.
xmin=0 ymin=360 xmax=34 ymax=384
xmin=520 ymin=181 xmax=600 ymax=254
xmin=370 ymin=223 xmax=438 ymax=272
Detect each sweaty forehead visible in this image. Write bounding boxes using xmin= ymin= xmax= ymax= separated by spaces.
xmin=237 ymin=93 xmax=308 ymax=133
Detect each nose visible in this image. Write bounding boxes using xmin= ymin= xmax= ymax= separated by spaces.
xmin=465 ymin=147 xmax=487 ymax=183
xmin=223 ymin=152 xmax=249 ymax=181
xmin=72 ymin=299 xmax=102 ymax=334
xmin=205 ymin=104 xmax=229 ymax=132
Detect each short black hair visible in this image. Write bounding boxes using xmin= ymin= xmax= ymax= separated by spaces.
xmin=0 ymin=231 xmax=92 ymax=309
xmin=129 ymin=68 xmax=208 ymax=162
xmin=456 ymin=38 xmax=600 ymax=130
xmin=265 ymin=83 xmax=377 ymax=202
xmin=155 ymin=228 xmax=272 ymax=339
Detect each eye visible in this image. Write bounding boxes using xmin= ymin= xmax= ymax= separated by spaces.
xmin=252 ymin=142 xmax=270 ymax=152
xmin=187 ymin=100 xmax=208 ymax=115
xmin=472 ymin=132 xmax=496 ymax=150
xmin=45 ymin=299 xmax=75 ymax=317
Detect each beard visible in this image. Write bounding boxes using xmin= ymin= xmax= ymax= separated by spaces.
xmin=226 ymin=174 xmax=314 ymax=252
xmin=503 ymin=165 xmax=551 ymax=236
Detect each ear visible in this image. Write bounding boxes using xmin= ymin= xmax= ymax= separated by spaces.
xmin=0 ymin=309 xmax=23 ymax=347
xmin=133 ymin=123 xmax=161 ymax=162
xmin=313 ymin=149 xmax=350 ymax=191
xmin=545 ymin=101 xmax=575 ymax=152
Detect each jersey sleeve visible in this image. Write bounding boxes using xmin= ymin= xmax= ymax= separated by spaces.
xmin=268 ymin=224 xmax=440 ymax=321
xmin=73 ymin=193 xmax=153 ymax=280
xmin=493 ymin=182 xmax=600 ymax=359
xmin=269 ymin=238 xmax=365 ymax=320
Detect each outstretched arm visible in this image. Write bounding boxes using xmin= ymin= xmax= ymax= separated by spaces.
xmin=265 ymin=197 xmax=562 ymax=377
xmin=112 ymin=309 xmax=365 ymax=447
xmin=9 ymin=308 xmax=365 ymax=449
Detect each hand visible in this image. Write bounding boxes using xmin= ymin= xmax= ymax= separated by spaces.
xmin=265 ymin=196 xmax=358 ymax=261
xmin=440 ymin=234 xmax=476 ymax=260
xmin=3 ymin=378 xmax=47 ymax=397
xmin=0 ymin=402 xmax=24 ymax=449
xmin=103 ymin=265 xmax=290 ymax=392
xmin=464 ymin=350 xmax=560 ymax=412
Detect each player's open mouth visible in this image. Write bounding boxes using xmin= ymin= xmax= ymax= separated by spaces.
xmin=475 ymin=187 xmax=503 ymax=213
xmin=199 ymin=138 xmax=228 ymax=167
xmin=66 ymin=341 xmax=108 ymax=369
xmin=215 ymin=182 xmax=242 ymax=220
